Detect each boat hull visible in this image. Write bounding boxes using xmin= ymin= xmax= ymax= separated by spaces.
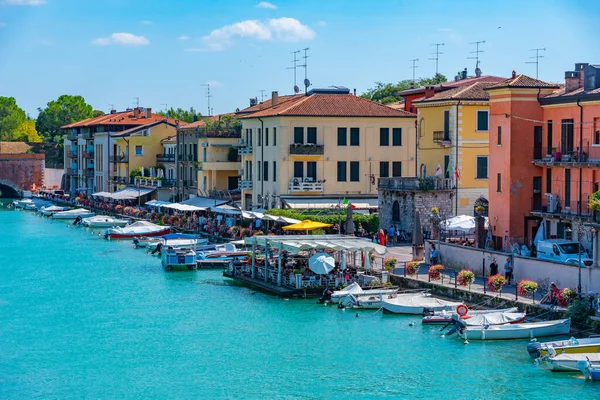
xmin=109 ymin=228 xmax=171 ymax=239
xmin=52 ymin=213 xmax=95 ymax=220
xmin=547 ymin=353 xmax=600 ymax=372
xmin=162 ymin=249 xmax=197 ymax=271
xmin=460 ymin=319 xmax=571 ymax=340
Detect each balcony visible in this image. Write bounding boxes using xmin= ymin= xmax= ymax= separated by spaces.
xmin=82 ymin=151 xmax=93 ymax=159
xmin=533 ymin=142 xmax=600 ymax=167
xmin=157 ymin=154 xmax=175 ymax=163
xmin=196 ymin=128 xmax=242 ymax=139
xmin=82 ymin=131 xmax=93 ymax=140
xmin=67 ymin=132 xmax=78 ymax=141
xmin=66 ymin=168 xmax=77 ymax=175
xmin=288 ymin=178 xmax=324 ymax=193
xmin=200 ymin=161 xmax=240 ymax=171
xmin=433 ymin=131 xmax=451 ymax=146
xmin=239 ymin=146 xmax=253 ymax=155
xmin=110 ymin=155 xmax=129 ymax=163
xmin=112 ymin=176 xmax=130 ymax=185
xmin=82 ymin=169 xmax=94 ymax=177
xmin=289 ymin=143 xmax=324 ymax=155
xmin=239 ymin=179 xmax=253 ymax=190
xmin=531 ymin=195 xmax=595 ymax=220
xmin=67 ymin=150 xmax=78 ymax=158
xmin=378 ymin=177 xmax=454 ymax=191
xmin=162 ymin=179 xmax=176 ymax=187
xmin=134 ymin=177 xmax=163 ymax=188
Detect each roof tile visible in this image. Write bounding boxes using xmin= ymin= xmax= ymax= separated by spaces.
xmin=488 ymin=74 xmax=560 ymax=89
xmin=414 ymin=82 xmax=497 ymax=103
xmin=62 ymin=109 xmax=173 ymax=129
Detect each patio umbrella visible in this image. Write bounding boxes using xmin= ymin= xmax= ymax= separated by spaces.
xmin=345 ymin=203 xmax=355 ymax=235
xmin=282 ymin=220 xmax=332 ymax=234
xmin=309 ymin=253 xmax=335 ymax=275
xmin=340 ymin=251 xmax=347 ymax=271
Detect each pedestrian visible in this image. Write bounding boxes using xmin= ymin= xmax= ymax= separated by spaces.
xmin=430 ymin=244 xmax=439 ymax=265
xmin=388 ymin=225 xmax=395 ymax=245
xmin=504 ymin=257 xmax=513 ymax=285
xmin=489 ymin=257 xmax=499 ymax=276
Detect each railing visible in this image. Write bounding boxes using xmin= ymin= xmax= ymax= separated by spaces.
xmin=531 ymin=196 xmax=594 ymax=218
xmin=82 ymin=131 xmax=93 ymax=140
xmin=378 ymin=177 xmax=454 ymax=191
xmin=533 ymin=142 xmax=600 ymax=164
xmin=82 ymin=169 xmax=94 ymax=177
xmin=112 ymin=176 xmax=130 ymax=185
xmin=433 ymin=130 xmax=451 ymax=144
xmin=239 ymin=146 xmax=253 ymax=155
xmin=162 ymin=179 xmax=176 ymax=187
xmin=67 ymin=132 xmax=77 ymax=141
xmin=288 ymin=178 xmax=324 ymax=192
xmin=196 ymin=128 xmax=242 ymax=138
xmin=289 ymin=143 xmax=324 ymax=155
xmin=67 ymin=150 xmax=77 ymax=158
xmin=109 ymin=155 xmax=129 ymax=163
xmin=82 ymin=151 xmax=93 ymax=159
xmin=157 ymin=154 xmax=175 ymax=163
xmin=239 ymin=179 xmax=253 ymax=190
xmin=66 ymin=168 xmax=77 ymax=175
xmin=134 ymin=177 xmax=163 ymax=188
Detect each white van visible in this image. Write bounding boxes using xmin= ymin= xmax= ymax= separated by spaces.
xmin=536 ymin=239 xmax=593 ymax=267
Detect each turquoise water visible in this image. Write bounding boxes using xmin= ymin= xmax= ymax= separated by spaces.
xmin=0 ymin=206 xmax=598 ymax=399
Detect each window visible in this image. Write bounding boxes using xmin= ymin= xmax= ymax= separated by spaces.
xmin=547 ymin=121 xmax=553 ymax=151
xmin=497 ymin=173 xmax=501 ymax=192
xmin=476 ymin=156 xmax=488 ymax=179
xmin=444 ymin=155 xmax=450 ymax=179
xmin=307 ymin=161 xmax=317 ymax=181
xmin=546 ymin=168 xmax=552 ymax=193
xmin=350 ymin=162 xmax=359 ymax=182
xmin=350 ymin=128 xmax=360 ymax=146
xmin=565 ymin=168 xmax=571 ymax=204
xmin=337 ymin=162 xmax=347 ymax=182
xmin=134 ymin=145 xmax=143 ymax=156
xmin=561 ymin=119 xmax=574 ymax=154
xmin=497 ymin=126 xmax=502 ymax=145
xmin=443 ymin=110 xmax=450 ymax=139
xmin=307 ymin=127 xmax=317 ymax=144
xmin=203 ymin=148 xmax=207 ymax=162
xmin=265 ymin=128 xmax=269 ymax=146
xmin=337 ymin=128 xmax=347 ymax=146
xmin=380 ymin=162 xmax=389 ymax=178
xmin=273 ymin=161 xmax=276 ymax=182
xmin=293 ymin=161 xmax=303 ymax=178
xmin=273 ymin=127 xmax=277 ymax=146
xmin=392 ymin=128 xmax=402 ymax=146
xmin=257 ymin=162 xmax=261 ymax=181
xmin=294 ymin=127 xmax=304 ymax=144
xmin=476 ymin=110 xmax=489 ymax=131
xmin=193 ymin=144 xmax=198 ymax=161
xmin=258 ymin=128 xmax=262 ymax=146
xmin=263 ymin=161 xmax=268 ymax=181
xmin=392 ymin=162 xmax=402 ymax=177
xmin=380 ymin=128 xmax=389 ymax=146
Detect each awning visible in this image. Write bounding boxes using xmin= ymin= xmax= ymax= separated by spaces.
xmin=243 ymin=234 xmax=388 ymax=255
xmin=110 ymin=187 xmax=155 ymax=200
xmin=180 ymin=196 xmax=228 ymax=209
xmin=242 ymin=211 xmax=264 ymax=219
xmin=162 ymin=203 xmax=205 ymax=211
xmin=281 ymin=197 xmax=378 ymax=210
xmin=146 ymin=200 xmax=173 ymax=208
xmin=263 ymin=215 xmax=301 ymax=224
xmin=211 ymin=205 xmax=241 ymax=215
xmin=91 ymin=191 xmax=113 ymax=198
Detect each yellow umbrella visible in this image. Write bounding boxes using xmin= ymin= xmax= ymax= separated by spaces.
xmin=282 ymin=219 xmax=332 ymax=234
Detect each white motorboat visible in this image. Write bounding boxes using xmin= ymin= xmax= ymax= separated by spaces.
xmin=147 ymin=237 xmax=209 ymax=253
xmin=382 ymin=293 xmax=461 ymax=315
xmin=454 ymin=318 xmax=571 ymax=341
xmin=52 ymin=208 xmax=95 ymax=219
xmin=133 ymin=233 xmax=204 ymax=249
xmin=527 ymin=336 xmax=600 ymax=359
xmin=546 ymin=352 xmax=600 ymax=372
xmin=331 ymin=282 xmax=398 ymax=303
xmin=12 ymin=199 xmax=34 ymax=209
xmin=105 ymin=221 xmax=170 ymax=239
xmin=39 ymin=205 xmax=70 ymax=216
xmin=161 ymin=248 xmax=197 ymax=271
xmin=81 ymin=215 xmax=130 ymax=228
xmin=578 ymin=359 xmax=600 ymax=380
xmin=423 ymin=307 xmax=520 ymax=325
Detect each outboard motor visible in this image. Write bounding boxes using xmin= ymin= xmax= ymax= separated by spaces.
xmin=318 ymin=288 xmax=333 ymax=304
xmin=526 ymin=340 xmax=542 ymax=359
xmin=133 ymin=237 xmax=139 ymax=248
xmin=445 ymin=313 xmax=467 ymax=336
xmin=422 ymin=307 xmax=435 ymax=317
xmin=73 ymin=215 xmax=83 ymax=225
xmin=151 ymin=242 xmax=163 ymax=255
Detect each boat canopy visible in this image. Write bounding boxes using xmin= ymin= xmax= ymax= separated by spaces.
xmin=243 ymin=234 xmax=388 ymax=255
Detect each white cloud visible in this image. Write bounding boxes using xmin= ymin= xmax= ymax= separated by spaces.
xmin=140 ymin=20 xmax=152 ymax=25
xmin=317 ymin=20 xmax=327 ymax=27
xmin=202 ymin=17 xmax=315 ymax=51
xmin=256 ymin=1 xmax=277 ymax=8
xmin=3 ymin=0 xmax=46 ymax=5
xmin=204 ymin=80 xmax=222 ymax=87
xmin=178 ymin=35 xmax=190 ymax=41
xmin=93 ymin=33 xmax=149 ymax=46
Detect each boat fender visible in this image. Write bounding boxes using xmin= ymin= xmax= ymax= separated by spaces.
xmin=456 ymin=304 xmax=469 ymax=317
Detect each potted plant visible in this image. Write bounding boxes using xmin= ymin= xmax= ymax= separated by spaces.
xmin=383 ymin=257 xmax=398 ymax=271
xmin=487 ymin=274 xmax=506 ymax=292
xmin=457 ymin=269 xmax=475 ymax=286
xmin=562 ymin=287 xmax=577 ymax=305
xmin=475 ymin=205 xmax=485 ymax=215
xmin=428 ymin=264 xmax=444 ymax=280
xmin=406 ymin=261 xmax=420 ymax=276
xmin=517 ymin=279 xmax=538 ymax=299
xmin=431 ymin=207 xmax=439 ymax=214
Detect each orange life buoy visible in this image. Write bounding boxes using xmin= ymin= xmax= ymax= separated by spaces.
xmin=456 ymin=304 xmax=469 ymax=317
xmin=460 ymin=315 xmax=471 ymax=320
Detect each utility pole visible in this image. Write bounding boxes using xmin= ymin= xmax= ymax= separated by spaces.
xmin=287 ymin=50 xmax=300 ymax=93
xmin=526 ymin=47 xmax=546 ymax=79
xmin=429 ymin=43 xmax=445 ymax=75
xmin=200 ymin=84 xmax=211 ymax=116
xmin=468 ymin=40 xmax=485 ymax=70
xmin=410 ymin=59 xmax=419 ymax=85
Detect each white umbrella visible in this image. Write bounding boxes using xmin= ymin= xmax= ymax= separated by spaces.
xmin=309 ymin=253 xmax=335 ymax=275
xmin=340 ymin=251 xmax=347 ymax=271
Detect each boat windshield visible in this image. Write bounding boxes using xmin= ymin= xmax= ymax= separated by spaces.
xmin=558 ymin=243 xmax=583 ymax=254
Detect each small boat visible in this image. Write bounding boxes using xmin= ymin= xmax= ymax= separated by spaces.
xmin=331 ymin=282 xmax=399 ymax=304
xmin=527 ymin=336 xmax=600 ymax=359
xmin=52 ymin=208 xmax=95 ymax=219
xmin=546 ymin=352 xmax=600 ymax=372
xmin=133 ymin=233 xmax=199 ymax=248
xmin=422 ymin=307 xmax=520 ymax=325
xmin=382 ymin=293 xmax=461 ymax=315
xmin=454 ymin=318 xmax=571 ymax=341
xmin=105 ymin=221 xmax=171 ymax=239
xmin=12 ymin=199 xmax=34 ymax=209
xmin=161 ymin=248 xmax=197 ymax=271
xmin=578 ymin=359 xmax=600 ymax=380
xmin=39 ymin=205 xmax=70 ymax=216
xmin=81 ymin=215 xmax=130 ymax=228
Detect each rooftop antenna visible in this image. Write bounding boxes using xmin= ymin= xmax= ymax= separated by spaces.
xmin=410 ymin=59 xmax=419 ymax=86
xmin=299 ymin=47 xmax=310 ymax=94
xmin=287 ymin=50 xmax=300 ymax=94
xmin=200 ymin=83 xmax=212 ymax=116
xmin=133 ymin=97 xmax=139 ymax=108
xmin=429 ymin=43 xmax=445 ymax=75
xmin=526 ymin=47 xmax=546 ymax=79
xmin=259 ymin=90 xmax=266 ymax=102
xmin=108 ymin=103 xmax=114 ymax=112
xmin=468 ymin=40 xmax=485 ymax=70
xmin=161 ymin=103 xmax=168 ymax=117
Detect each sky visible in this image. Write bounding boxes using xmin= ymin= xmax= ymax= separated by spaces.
xmin=0 ymin=0 xmax=599 ymax=117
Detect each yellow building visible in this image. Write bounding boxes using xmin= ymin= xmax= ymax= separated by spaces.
xmin=237 ymin=89 xmax=417 ymax=210
xmin=412 ymin=81 xmax=501 ymax=216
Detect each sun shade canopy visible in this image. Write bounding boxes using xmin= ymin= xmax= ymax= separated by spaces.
xmin=243 ymin=234 xmax=388 ymax=255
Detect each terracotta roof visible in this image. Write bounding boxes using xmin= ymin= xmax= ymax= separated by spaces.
xmin=161 ymin=135 xmax=176 ymax=143
xmin=398 ymin=75 xmax=506 ymax=96
xmin=178 ymin=114 xmax=225 ymax=130
xmin=542 ymin=86 xmax=600 ymax=99
xmin=0 ymin=141 xmax=31 ymax=154
xmin=111 ymin=120 xmax=177 ymax=138
xmin=236 ymin=95 xmax=298 ymax=114
xmin=62 ymin=108 xmax=173 ymax=129
xmin=385 ymin=100 xmax=406 ymax=110
xmin=488 ymin=74 xmax=560 ymax=89
xmin=414 ymin=82 xmax=497 ymax=103
xmin=240 ymin=94 xmax=416 ymax=119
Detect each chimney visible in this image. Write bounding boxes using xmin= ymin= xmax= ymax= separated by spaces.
xmin=271 ymin=91 xmax=279 ymax=106
xmin=461 ymin=68 xmax=467 ymax=80
xmin=512 ymin=70 xmax=517 ymax=79
xmin=425 ymin=86 xmax=435 ymax=99
xmin=565 ymin=71 xmax=580 ymax=93
xmin=110 ymin=109 xmax=117 ymax=114
xmin=145 ymin=107 xmax=151 ymax=118
xmin=475 ymin=67 xmax=482 ymax=78
xmin=454 ymin=74 xmax=460 ymax=82
xmin=576 ymin=63 xmax=588 ymax=89
xmin=353 ymin=88 xmax=356 ymax=96
xmin=133 ymin=108 xmax=140 ymax=118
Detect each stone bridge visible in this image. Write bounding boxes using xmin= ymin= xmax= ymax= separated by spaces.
xmin=0 ymin=153 xmax=45 ymax=198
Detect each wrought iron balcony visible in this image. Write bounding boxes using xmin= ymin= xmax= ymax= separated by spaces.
xmin=82 ymin=131 xmax=93 ymax=140
xmin=134 ymin=177 xmax=163 ymax=188
xmin=239 ymin=146 xmax=253 ymax=155
xmin=82 ymin=151 xmax=93 ymax=159
xmin=238 ymin=179 xmax=253 ymax=190
xmin=109 ymin=155 xmax=129 ymax=163
xmin=533 ymin=142 xmax=600 ymax=166
xmin=378 ymin=177 xmax=454 ymax=191
xmin=288 ymin=178 xmax=324 ymax=193
xmin=157 ymin=154 xmax=175 ymax=163
xmin=66 ymin=168 xmax=77 ymax=175
xmin=289 ymin=143 xmax=324 ymax=155
xmin=67 ymin=150 xmax=77 ymax=158
xmin=433 ymin=131 xmax=451 ymax=145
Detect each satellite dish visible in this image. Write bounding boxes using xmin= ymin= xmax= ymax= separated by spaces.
xmin=294 ymin=85 xmax=300 ymax=94
xmin=304 ymin=78 xmax=311 ymax=88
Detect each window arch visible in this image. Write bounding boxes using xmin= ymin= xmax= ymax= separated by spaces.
xmin=473 ymin=197 xmax=489 ymax=216
xmin=392 ymin=200 xmax=400 ymax=222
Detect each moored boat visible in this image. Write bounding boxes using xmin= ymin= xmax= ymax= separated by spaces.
xmin=422 ymin=307 xmax=520 ymax=325
xmin=527 ymin=336 xmax=600 ymax=359
xmin=545 ymin=352 xmax=600 ymax=372
xmin=81 ymin=215 xmax=130 ymax=228
xmin=105 ymin=221 xmax=170 ymax=239
xmin=331 ymin=282 xmax=398 ymax=304
xmin=577 ymin=359 xmax=600 ymax=380
xmin=382 ymin=293 xmax=461 ymax=315
xmin=161 ymin=248 xmax=197 ymax=271
xmin=52 ymin=208 xmax=95 ymax=219
xmin=39 ymin=205 xmax=70 ymax=216
xmin=133 ymin=233 xmax=199 ymax=248
xmin=454 ymin=318 xmax=571 ymax=341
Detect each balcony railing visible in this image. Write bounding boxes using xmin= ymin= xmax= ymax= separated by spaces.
xmin=195 ymin=128 xmax=242 ymax=139
xmin=531 ymin=196 xmax=594 ymax=219
xmin=66 ymin=168 xmax=77 ymax=175
xmin=238 ymin=179 xmax=253 ymax=190
xmin=134 ymin=177 xmax=163 ymax=188
xmin=82 ymin=131 xmax=93 ymax=140
xmin=112 ymin=176 xmax=130 ymax=185
xmin=533 ymin=142 xmax=600 ymax=165
xmin=289 ymin=143 xmax=324 ymax=155
xmin=82 ymin=170 xmax=94 ymax=177
xmin=109 ymin=155 xmax=129 ymax=163
xmin=82 ymin=151 xmax=93 ymax=159
xmin=67 ymin=150 xmax=77 ymax=158
xmin=433 ymin=131 xmax=451 ymax=144
xmin=378 ymin=177 xmax=454 ymax=191
xmin=67 ymin=132 xmax=77 ymax=141
xmin=288 ymin=178 xmax=324 ymax=193
xmin=157 ymin=154 xmax=175 ymax=163
xmin=239 ymin=146 xmax=253 ymax=155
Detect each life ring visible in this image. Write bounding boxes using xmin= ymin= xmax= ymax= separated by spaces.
xmin=456 ymin=304 xmax=469 ymax=317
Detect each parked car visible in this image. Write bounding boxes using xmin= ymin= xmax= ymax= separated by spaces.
xmin=536 ymin=239 xmax=593 ymax=267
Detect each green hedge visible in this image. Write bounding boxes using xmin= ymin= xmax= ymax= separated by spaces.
xmin=265 ymin=209 xmax=379 ymax=234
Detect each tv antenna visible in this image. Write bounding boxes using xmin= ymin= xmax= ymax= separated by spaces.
xmin=429 ymin=43 xmax=445 ymax=75
xmin=299 ymin=48 xmax=310 ymax=94
xmin=287 ymin=50 xmax=300 ymax=94
xmin=161 ymin=103 xmax=168 ymax=117
xmin=133 ymin=97 xmax=139 ymax=108
xmin=410 ymin=59 xmax=419 ymax=85
xmin=259 ymin=90 xmax=266 ymax=102
xmin=108 ymin=103 xmax=114 ymax=112
xmin=200 ymin=83 xmax=212 ymax=116
xmin=526 ymin=47 xmax=546 ymax=79
xmin=468 ymin=40 xmax=485 ymax=70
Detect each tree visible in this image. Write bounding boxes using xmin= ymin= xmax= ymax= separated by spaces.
xmin=36 ymin=95 xmax=94 ymax=141
xmin=93 ymin=110 xmax=105 ymax=117
xmin=360 ymin=74 xmax=448 ymax=104
xmin=14 ymin=120 xmax=42 ymax=142
xmin=0 ymin=96 xmax=26 ymax=141
xmin=156 ymin=107 xmax=199 ymax=123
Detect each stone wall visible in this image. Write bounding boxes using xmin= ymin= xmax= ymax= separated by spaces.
xmin=379 ymin=189 xmax=453 ymax=232
xmin=0 ymin=153 xmax=45 ymax=192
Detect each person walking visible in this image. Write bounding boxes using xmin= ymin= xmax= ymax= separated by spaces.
xmin=430 ymin=244 xmax=439 ymax=265
xmin=489 ymin=258 xmax=499 ymax=276
xmin=504 ymin=257 xmax=514 ymax=285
